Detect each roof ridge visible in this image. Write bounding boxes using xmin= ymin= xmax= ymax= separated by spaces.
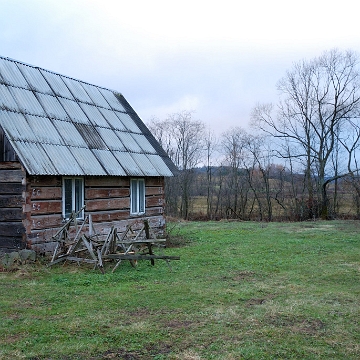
xmin=0 ymin=55 xmax=122 ymax=96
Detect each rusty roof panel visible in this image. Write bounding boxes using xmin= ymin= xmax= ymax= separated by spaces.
xmin=112 ymin=151 xmax=143 ymax=176
xmin=0 ymin=58 xmax=29 ymax=88
xmin=0 ymin=84 xmax=18 ymax=111
xmin=61 ymin=76 xmax=93 ymax=104
xmin=9 ymin=87 xmax=47 ymax=117
xmin=16 ymin=63 xmax=53 ymax=94
xmin=58 ymin=97 xmax=90 ymax=124
xmin=40 ymin=70 xmax=74 ymax=99
xmin=37 ymin=93 xmax=69 ymax=120
xmin=131 ymin=153 xmax=160 ymax=176
xmin=92 ymin=149 xmax=126 ymax=176
xmin=97 ymin=88 xmax=125 ymax=112
xmin=80 ymin=82 xmax=110 ymax=109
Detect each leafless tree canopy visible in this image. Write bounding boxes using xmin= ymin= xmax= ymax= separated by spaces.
xmin=148 ymin=50 xmax=360 ymax=221
xmin=252 ymin=49 xmax=360 ymax=218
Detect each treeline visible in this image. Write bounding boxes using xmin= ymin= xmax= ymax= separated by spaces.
xmin=147 ymin=49 xmax=360 ymax=221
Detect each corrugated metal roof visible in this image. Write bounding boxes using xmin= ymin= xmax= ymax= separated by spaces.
xmin=37 ymin=93 xmax=69 ymax=120
xmin=9 ymin=87 xmax=47 ymax=117
xmin=0 ymin=56 xmax=176 ymax=177
xmin=92 ymin=149 xmax=127 ymax=176
xmin=112 ymin=151 xmax=143 ymax=176
xmin=26 ymin=115 xmax=64 ymax=145
xmin=79 ymin=103 xmax=109 ymax=128
xmin=58 ymin=97 xmax=90 ymax=124
xmin=98 ymin=107 xmax=127 ymax=131
xmin=13 ymin=141 xmax=58 ymax=175
xmin=80 ymin=82 xmax=110 ymax=109
xmin=52 ymin=119 xmax=88 ymax=147
xmin=61 ymin=76 xmax=93 ymax=104
xmin=131 ymin=153 xmax=160 ymax=176
xmin=0 ymin=84 xmax=18 ymax=111
xmin=17 ymin=63 xmax=53 ymax=94
xmin=0 ymin=58 xmax=29 ymax=88
xmin=116 ymin=131 xmax=143 ymax=153
xmin=98 ymin=88 xmax=126 ymax=112
xmin=40 ymin=70 xmax=74 ymax=99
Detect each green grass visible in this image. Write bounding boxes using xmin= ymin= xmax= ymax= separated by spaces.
xmin=1 ymin=220 xmax=359 ymax=359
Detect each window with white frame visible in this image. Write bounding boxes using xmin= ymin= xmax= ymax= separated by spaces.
xmin=62 ymin=177 xmax=84 ymax=219
xmin=130 ymin=178 xmax=145 ymax=215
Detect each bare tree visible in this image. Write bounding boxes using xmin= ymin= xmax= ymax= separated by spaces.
xmin=252 ymin=49 xmax=360 ymax=219
xmin=147 ymin=111 xmax=205 ymax=219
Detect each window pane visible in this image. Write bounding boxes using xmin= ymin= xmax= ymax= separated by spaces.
xmin=139 ymin=179 xmax=145 ymax=213
xmin=63 ymin=177 xmax=84 ymax=219
xmin=131 ymin=179 xmax=138 ymax=214
xmin=75 ymin=178 xmax=83 ymax=214
xmin=64 ymin=179 xmax=72 ymax=218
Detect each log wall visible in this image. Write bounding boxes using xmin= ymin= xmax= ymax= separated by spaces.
xmin=0 ymin=162 xmax=26 ymax=252
xmin=24 ymin=175 xmax=166 ymax=254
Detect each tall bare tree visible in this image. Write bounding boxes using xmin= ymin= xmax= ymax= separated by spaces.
xmin=147 ymin=111 xmax=205 ymax=219
xmin=252 ymin=49 xmax=360 ymax=219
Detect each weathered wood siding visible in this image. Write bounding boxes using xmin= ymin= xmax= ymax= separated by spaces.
xmin=0 ymin=162 xmax=26 ymax=251
xmin=24 ymin=175 xmax=166 ymax=253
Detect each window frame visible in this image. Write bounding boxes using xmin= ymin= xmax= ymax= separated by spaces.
xmin=62 ymin=177 xmax=84 ymax=220
xmin=130 ymin=178 xmax=145 ymax=215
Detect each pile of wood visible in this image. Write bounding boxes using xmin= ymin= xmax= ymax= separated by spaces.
xmin=48 ymin=209 xmax=179 ymax=273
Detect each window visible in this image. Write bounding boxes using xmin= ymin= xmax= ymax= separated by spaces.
xmin=130 ymin=178 xmax=145 ymax=215
xmin=62 ymin=177 xmax=84 ymax=219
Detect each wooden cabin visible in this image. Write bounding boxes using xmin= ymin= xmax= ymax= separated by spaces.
xmin=0 ymin=56 xmax=176 ymax=253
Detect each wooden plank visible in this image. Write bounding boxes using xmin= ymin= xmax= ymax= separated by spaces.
xmin=30 ymin=187 xmax=61 ymax=200
xmin=85 ymin=177 xmax=129 ymax=187
xmin=145 ymin=177 xmax=164 ymax=186
xmin=0 ymin=183 xmax=24 ymax=194
xmin=85 ymin=197 xmax=130 ymax=211
xmin=145 ymin=186 xmax=163 ymax=196
xmin=146 ymin=196 xmax=163 ymax=207
xmin=28 ymin=200 xmax=62 ymax=215
xmin=29 ymin=176 xmax=61 ymax=186
xmin=145 ymin=207 xmax=164 ymax=216
xmin=30 ymin=214 xmax=63 ymax=230
xmin=87 ymin=210 xmax=130 ymax=222
xmin=0 ymin=208 xmax=23 ymax=221
xmin=0 ymin=169 xmax=24 ymax=183
xmin=0 ymin=195 xmax=23 ymax=207
xmin=0 ymin=162 xmax=22 ymax=170
xmin=85 ymin=188 xmax=129 ymax=199
xmin=0 ymin=235 xmax=24 ymax=250
xmin=0 ymin=222 xmax=25 ymax=236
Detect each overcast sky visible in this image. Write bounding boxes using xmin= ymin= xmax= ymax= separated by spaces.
xmin=1 ymin=0 xmax=359 ymax=133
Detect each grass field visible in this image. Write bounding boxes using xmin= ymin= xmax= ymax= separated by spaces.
xmin=1 ymin=220 xmax=359 ymax=359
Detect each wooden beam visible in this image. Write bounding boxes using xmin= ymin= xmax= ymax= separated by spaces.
xmin=0 ymin=169 xmax=24 ymax=182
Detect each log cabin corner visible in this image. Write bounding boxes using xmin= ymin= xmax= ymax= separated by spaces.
xmin=0 ymin=56 xmax=176 ymax=253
